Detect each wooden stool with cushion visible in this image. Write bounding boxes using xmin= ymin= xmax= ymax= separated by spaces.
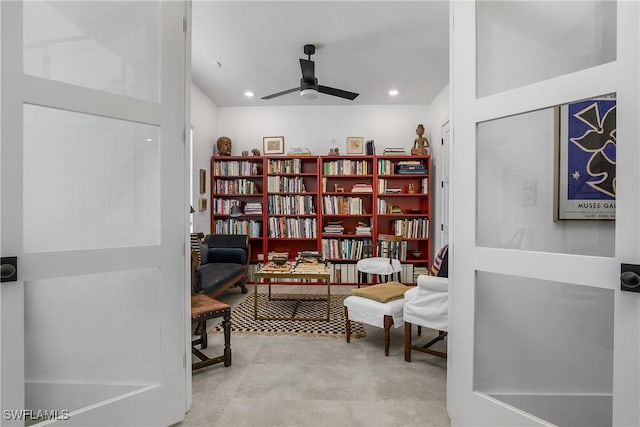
xmin=190 ymin=249 xmax=232 ymax=370
xmin=191 ymin=294 xmax=231 ymax=370
xmin=343 ymin=281 xmax=410 ymax=356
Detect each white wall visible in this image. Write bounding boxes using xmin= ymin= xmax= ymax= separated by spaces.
xmin=190 ymin=82 xmax=218 ymax=233
xmin=216 ymin=105 xmax=428 ymax=156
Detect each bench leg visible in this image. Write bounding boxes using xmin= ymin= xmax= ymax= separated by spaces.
xmin=344 ymin=306 xmax=351 ymax=343
xmin=383 ymin=315 xmax=393 ymax=356
xmin=404 ymin=322 xmax=412 ymax=362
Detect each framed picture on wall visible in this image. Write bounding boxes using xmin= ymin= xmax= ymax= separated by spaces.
xmin=346 ymin=137 xmax=364 ymax=154
xmin=555 ymin=96 xmax=616 ymax=220
xmin=199 ymin=169 xmax=206 ymax=194
xmin=263 ymin=136 xmax=285 ymax=154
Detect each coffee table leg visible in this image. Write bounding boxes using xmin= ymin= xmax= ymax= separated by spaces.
xmin=254 ymin=279 xmax=258 ymax=320
xmin=223 ymin=308 xmax=231 ymax=367
xmin=327 ymin=278 xmax=331 ymax=321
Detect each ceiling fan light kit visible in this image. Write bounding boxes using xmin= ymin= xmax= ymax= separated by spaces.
xmin=261 ymin=44 xmax=359 ymax=101
xmin=300 ymin=88 xmax=318 ymax=99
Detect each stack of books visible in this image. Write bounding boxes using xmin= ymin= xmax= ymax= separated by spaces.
xmin=267 ymin=251 xmax=289 ymax=261
xmin=396 ymin=160 xmax=427 ymax=174
xmin=351 ymin=183 xmax=373 ymax=193
xmin=323 ymin=224 xmax=345 ymax=234
xmin=383 ymin=147 xmax=407 ymax=155
xmin=355 ymin=225 xmax=372 ymax=236
xmin=244 ymin=202 xmax=263 ymax=215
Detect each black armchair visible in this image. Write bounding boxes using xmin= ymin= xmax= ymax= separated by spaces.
xmin=194 ymin=234 xmax=250 ymax=298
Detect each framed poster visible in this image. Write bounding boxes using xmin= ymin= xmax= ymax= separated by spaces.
xmin=556 ymin=97 xmax=616 ymax=220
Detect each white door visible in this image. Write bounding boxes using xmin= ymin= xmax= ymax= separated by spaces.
xmin=440 ymin=121 xmax=450 ymax=249
xmin=449 ymin=2 xmax=639 ymax=427
xmin=1 ymin=2 xmax=189 ymax=425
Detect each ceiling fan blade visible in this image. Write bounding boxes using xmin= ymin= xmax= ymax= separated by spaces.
xmin=318 ymin=85 xmax=359 ymax=100
xmin=299 ymin=58 xmax=315 ymax=83
xmin=260 ymin=87 xmax=299 ymax=100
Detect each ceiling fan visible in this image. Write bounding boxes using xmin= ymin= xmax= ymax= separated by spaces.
xmin=261 ymin=44 xmax=359 ymax=101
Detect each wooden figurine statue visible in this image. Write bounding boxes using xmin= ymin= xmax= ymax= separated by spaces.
xmin=251 ymin=148 xmax=261 ymax=156
xmin=216 ymin=136 xmax=232 ymax=156
xmin=411 ymin=124 xmax=430 ymax=156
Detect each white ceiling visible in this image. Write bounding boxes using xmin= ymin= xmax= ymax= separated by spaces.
xmin=191 ymin=1 xmax=449 ymax=107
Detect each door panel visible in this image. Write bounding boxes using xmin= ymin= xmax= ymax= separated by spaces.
xmin=1 ymin=1 xmax=188 ymax=425
xmin=449 ymin=1 xmax=639 ymax=426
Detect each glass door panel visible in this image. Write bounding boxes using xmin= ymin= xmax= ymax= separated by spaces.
xmin=476 ymin=97 xmax=616 ymax=256
xmin=475 ymin=271 xmax=614 ymax=427
xmin=23 ymin=104 xmax=160 ymax=253
xmin=477 ymin=1 xmax=616 ymax=97
xmin=23 ymin=1 xmax=160 ymax=101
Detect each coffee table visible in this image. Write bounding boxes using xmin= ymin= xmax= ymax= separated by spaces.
xmin=253 ymin=263 xmax=331 ymax=321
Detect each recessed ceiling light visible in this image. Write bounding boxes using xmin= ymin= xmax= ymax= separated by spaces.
xmin=145 ymin=138 xmax=153 ymax=142
xmin=244 ymin=91 xmax=254 ymax=98
xmin=389 ymin=89 xmax=399 ymax=96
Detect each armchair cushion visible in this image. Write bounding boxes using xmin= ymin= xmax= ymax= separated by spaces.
xmin=356 ymin=257 xmax=402 ymax=275
xmin=195 ymin=262 xmax=245 ymax=295
xmin=202 ymin=234 xmax=249 ymax=265
xmin=351 ymin=281 xmax=409 ymax=303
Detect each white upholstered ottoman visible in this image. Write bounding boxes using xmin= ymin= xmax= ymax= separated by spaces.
xmin=343 ymin=294 xmax=405 ymax=356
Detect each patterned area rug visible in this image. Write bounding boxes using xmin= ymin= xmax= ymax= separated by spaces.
xmin=209 ymin=293 xmax=366 ymax=338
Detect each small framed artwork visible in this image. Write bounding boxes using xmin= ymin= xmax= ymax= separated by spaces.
xmin=346 ymin=137 xmax=364 ymax=154
xmin=198 ymin=198 xmax=207 ymax=211
xmin=199 ymin=169 xmax=206 ymax=194
xmin=263 ymin=136 xmax=285 ymax=155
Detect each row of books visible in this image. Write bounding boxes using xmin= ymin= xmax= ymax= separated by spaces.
xmin=213 ymin=219 xmax=261 ymax=238
xmin=267 ymin=217 xmax=317 ymax=238
xmin=379 ymin=240 xmax=410 ymax=261
xmin=378 ymin=178 xmax=426 ymax=194
xmin=268 ymin=158 xmax=303 ymax=174
xmin=396 ymin=160 xmax=428 ymax=174
xmin=213 ymin=198 xmax=242 ymax=215
xmin=267 ymin=194 xmax=316 ymax=215
xmin=392 ymin=218 xmax=429 ymax=239
xmin=377 ymin=199 xmax=403 ymax=214
xmin=214 ymin=178 xmax=260 ymax=195
xmin=322 ymin=238 xmax=372 ymax=260
xmin=213 ymin=160 xmax=260 ymax=176
xmin=377 ymin=159 xmax=428 ymax=175
xmin=322 ymin=195 xmax=367 ymax=215
xmin=267 ymin=175 xmax=307 ymax=193
xmin=322 ymin=159 xmax=371 ymax=176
